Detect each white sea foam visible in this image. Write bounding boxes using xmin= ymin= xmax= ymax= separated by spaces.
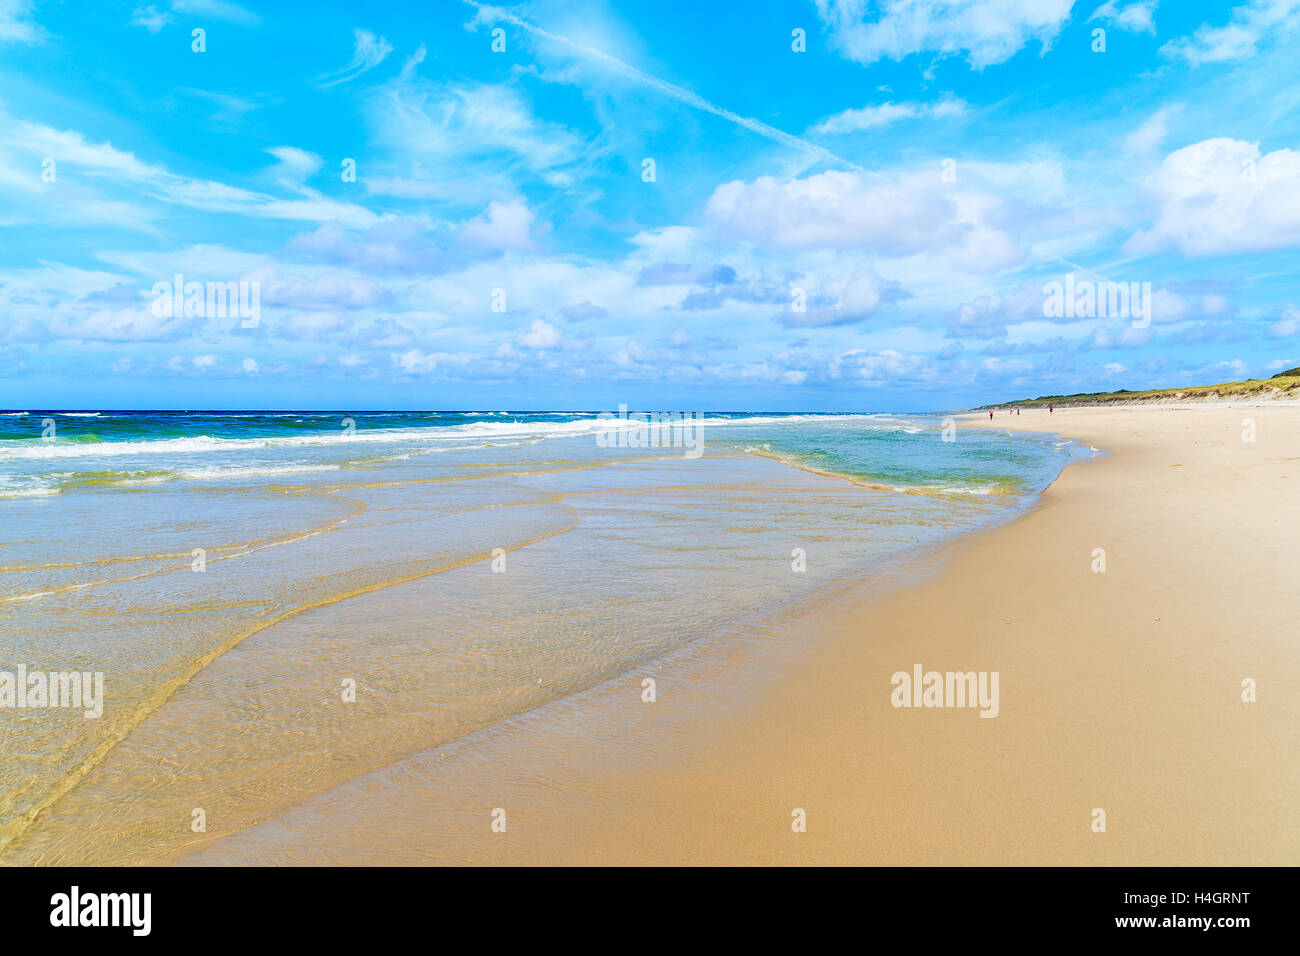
xmin=0 ymin=483 xmax=61 ymax=498
xmin=174 ymin=463 xmax=343 ymax=481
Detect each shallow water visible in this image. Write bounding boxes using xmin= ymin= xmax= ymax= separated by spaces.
xmin=0 ymin=410 xmax=1073 ymax=863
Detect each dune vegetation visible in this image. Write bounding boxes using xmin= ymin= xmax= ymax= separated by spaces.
xmin=982 ymin=369 xmax=1300 ymax=408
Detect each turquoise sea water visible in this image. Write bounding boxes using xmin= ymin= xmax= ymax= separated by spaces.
xmin=0 ymin=409 xmax=1067 ymax=497
xmin=0 ymin=409 xmax=1076 ymax=863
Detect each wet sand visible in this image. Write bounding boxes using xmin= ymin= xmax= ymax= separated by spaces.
xmin=183 ymin=404 xmax=1300 ymax=865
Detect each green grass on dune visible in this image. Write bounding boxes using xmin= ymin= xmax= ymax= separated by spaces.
xmin=981 ymin=371 xmax=1300 ymax=409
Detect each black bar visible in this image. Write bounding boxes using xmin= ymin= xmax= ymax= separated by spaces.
xmin=0 ymin=866 xmax=1287 ymax=942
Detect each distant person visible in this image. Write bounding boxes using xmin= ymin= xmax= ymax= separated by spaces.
xmin=989 ymin=410 xmax=994 ymax=420
xmin=1016 ymin=408 xmax=1020 ymax=416
xmin=1049 ymin=403 xmax=1054 ymax=414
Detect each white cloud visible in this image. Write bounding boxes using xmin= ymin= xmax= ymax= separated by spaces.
xmin=171 ymin=0 xmax=259 ymax=27
xmin=1161 ymin=0 xmax=1300 ymax=65
xmin=1268 ymin=307 xmax=1300 ymax=338
xmin=812 ymin=96 xmax=967 ymax=134
xmin=461 ymin=0 xmax=859 ymax=171
xmin=706 ymin=172 xmax=950 ymax=252
xmin=129 ymin=5 xmax=172 ymax=33
xmin=813 ymin=0 xmax=1075 ymax=70
xmin=364 ymin=58 xmax=588 ymax=203
xmin=517 ymin=319 xmax=561 ymax=349
xmin=779 ymin=269 xmax=906 ymax=328
xmin=251 ymin=266 xmax=387 ymax=310
xmin=280 ymin=312 xmax=346 ymax=340
xmin=265 ymin=146 xmax=324 ymax=182
xmin=316 ymin=28 xmax=394 ymax=88
xmin=0 ymin=0 xmax=42 ymax=43
xmin=1124 ymin=105 xmax=1180 ymax=155
xmin=1089 ymin=1 xmax=1157 ymax=34
xmin=1126 ymin=138 xmax=1300 ymax=257
xmin=458 ymin=200 xmax=537 ymax=252
xmin=1 ymin=111 xmax=381 ymax=228
xmin=49 ymin=305 xmax=196 ymax=342
xmin=393 ymin=349 xmax=439 ymax=375
xmin=1088 ymin=323 xmax=1154 ymax=349
xmin=704 ymin=171 xmax=1022 ymax=272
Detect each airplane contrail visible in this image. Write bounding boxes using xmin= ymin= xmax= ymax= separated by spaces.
xmin=462 ymin=0 xmax=871 ymax=175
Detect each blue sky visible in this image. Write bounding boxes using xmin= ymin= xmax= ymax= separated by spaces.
xmin=2 ymin=0 xmax=1300 ymax=410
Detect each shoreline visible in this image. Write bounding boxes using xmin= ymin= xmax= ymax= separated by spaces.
xmin=8 ymin=421 xmax=1036 ymax=866
xmin=182 ymin=404 xmax=1300 ymax=865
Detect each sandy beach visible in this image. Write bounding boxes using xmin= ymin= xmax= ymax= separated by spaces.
xmin=175 ymin=404 xmax=1299 ymax=866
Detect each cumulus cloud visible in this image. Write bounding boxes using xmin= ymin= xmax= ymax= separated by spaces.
xmin=704 ymin=171 xmax=1022 ymax=272
xmin=49 ymin=305 xmax=197 ymax=342
xmin=1125 ymin=138 xmax=1300 ymax=257
xmin=279 ymin=311 xmax=346 ymax=340
xmin=946 ymin=285 xmax=1046 ymax=338
xmin=779 ymin=270 xmax=908 ymax=328
xmin=517 ymin=318 xmax=561 ymax=349
xmin=706 ymin=172 xmax=951 ymax=252
xmin=392 ymin=349 xmax=439 ymax=375
xmin=286 ymin=220 xmax=463 ymax=276
xmin=830 ymin=347 xmax=937 ymax=384
xmin=350 ymin=317 xmax=416 ymax=349
xmin=458 ymin=200 xmax=537 ymax=253
xmin=1268 ymin=307 xmax=1300 ymax=338
xmin=559 ymin=301 xmax=608 ymax=322
xmin=1089 ymin=323 xmax=1155 ymax=349
xmin=251 ymin=266 xmax=387 ymax=310
xmin=637 ymin=262 xmax=738 ymax=286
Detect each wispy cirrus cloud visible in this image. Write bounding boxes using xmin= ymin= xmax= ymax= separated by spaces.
xmin=813 ymin=0 xmax=1075 ymax=70
xmin=363 ymin=48 xmax=590 ymax=203
xmin=1 ymin=110 xmax=381 ymax=228
xmin=1088 ymin=1 xmax=1158 ymax=34
xmin=1161 ymin=0 xmax=1300 ymax=64
xmin=812 ymin=96 xmax=967 ymax=134
xmin=170 ymin=0 xmax=259 ymax=27
xmin=0 ymin=0 xmax=44 ymax=43
xmin=461 ymin=0 xmax=866 ymax=173
xmin=315 ymin=28 xmax=394 ymax=88
xmin=129 ymin=5 xmax=173 ymax=33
